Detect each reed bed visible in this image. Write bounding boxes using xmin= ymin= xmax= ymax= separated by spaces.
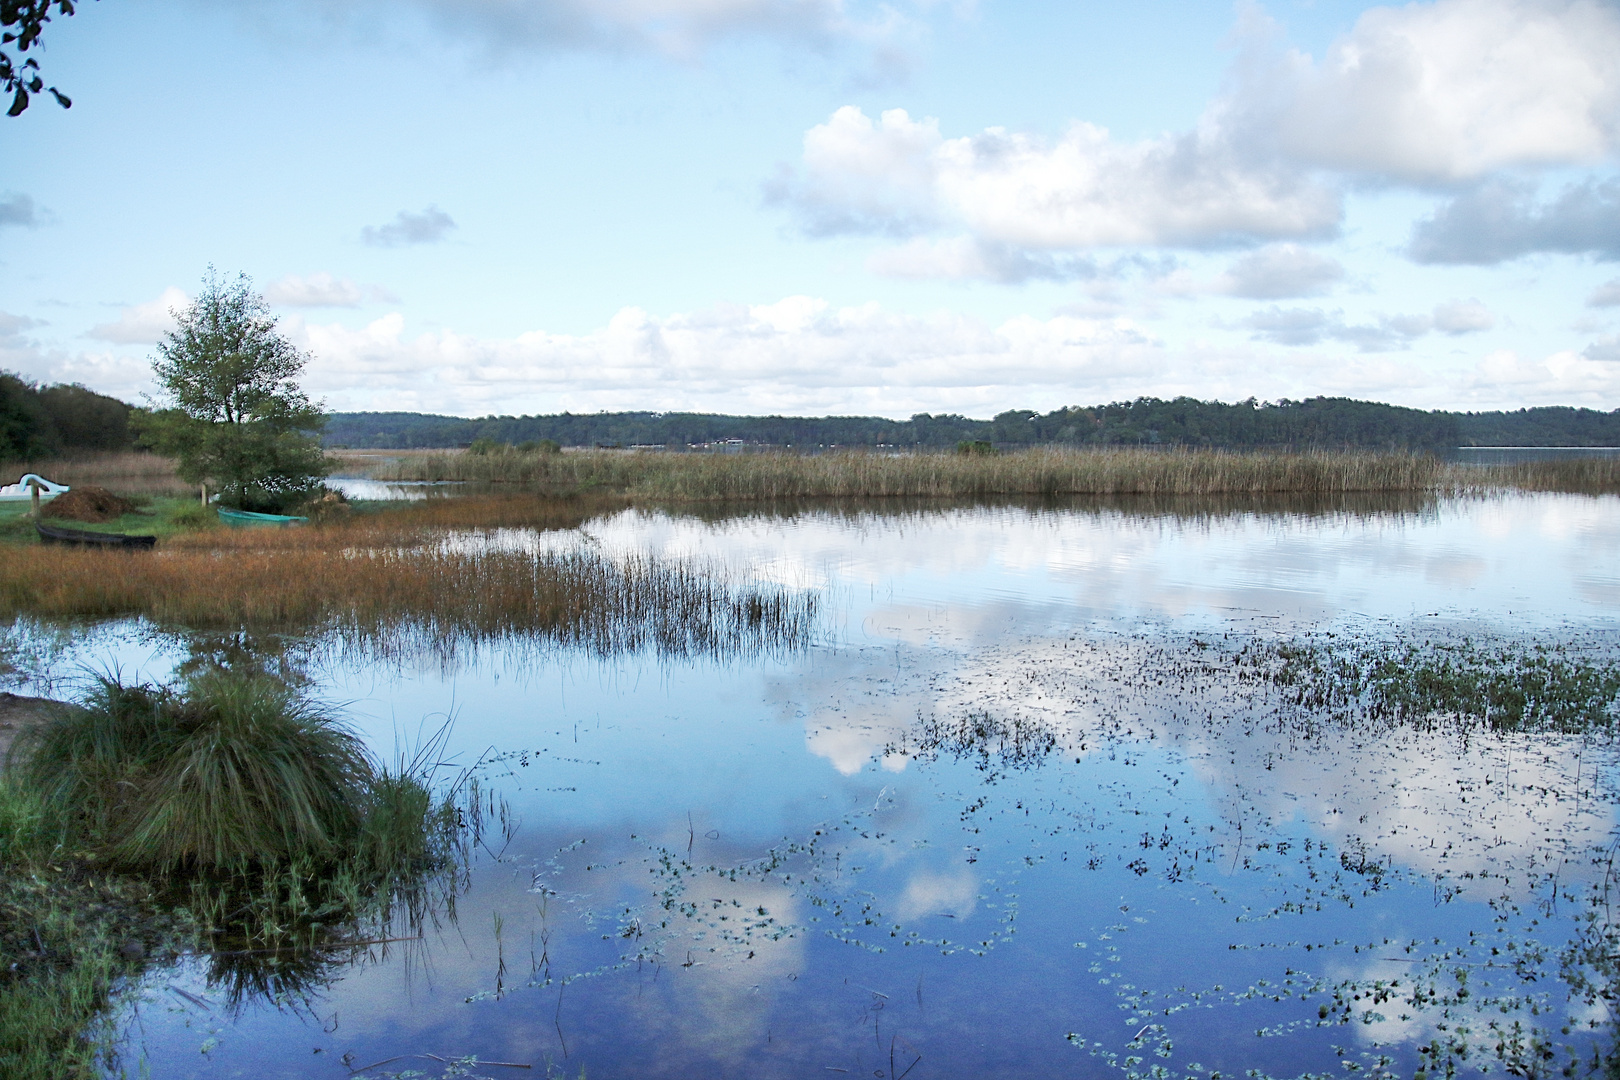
xmin=0 ymin=543 xmax=815 ymax=660
xmin=372 ymin=446 xmax=1453 ymax=498
xmin=1448 ymin=455 xmax=1620 ymax=494
xmin=0 ymin=451 xmax=184 ymax=494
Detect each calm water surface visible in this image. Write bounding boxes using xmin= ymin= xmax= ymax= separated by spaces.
xmin=13 ymin=492 xmax=1620 ymax=1080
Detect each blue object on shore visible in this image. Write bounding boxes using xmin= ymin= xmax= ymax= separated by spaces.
xmin=217 ymin=508 xmax=309 ymax=527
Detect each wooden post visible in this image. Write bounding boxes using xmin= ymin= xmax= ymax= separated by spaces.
xmin=28 ymin=481 xmax=39 ymax=519
xmin=201 ymin=482 xmax=208 ymax=507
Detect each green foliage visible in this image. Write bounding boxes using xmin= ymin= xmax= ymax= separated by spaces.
xmin=33 ymin=382 xmax=132 ymax=451
xmin=956 ymin=439 xmax=996 ymax=456
xmin=162 ymin=500 xmax=219 ymax=531
xmin=135 ymin=268 xmax=332 ymax=512
xmin=1 ymin=371 xmax=134 ymax=459
xmin=466 ymin=437 xmax=499 ymax=455
xmin=0 ymin=370 xmax=49 ymax=457
xmin=18 ymin=669 xmax=375 ymax=871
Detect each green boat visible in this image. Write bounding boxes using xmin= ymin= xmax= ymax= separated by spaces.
xmin=217 ymin=508 xmax=309 ymax=527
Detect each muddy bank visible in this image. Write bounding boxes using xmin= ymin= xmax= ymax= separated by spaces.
xmin=0 ymin=692 xmax=68 ymax=763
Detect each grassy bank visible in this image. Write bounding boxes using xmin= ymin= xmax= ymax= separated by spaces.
xmin=0 ymin=670 xmax=473 ymax=1079
xmin=363 ymin=445 xmax=1620 ymax=498
xmin=0 ymin=493 xmax=217 ymax=544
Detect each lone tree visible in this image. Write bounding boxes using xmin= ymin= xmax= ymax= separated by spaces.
xmin=138 ymin=269 xmax=331 ymax=511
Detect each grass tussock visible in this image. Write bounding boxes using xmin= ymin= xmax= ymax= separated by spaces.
xmin=370 ymin=446 xmax=1452 ymax=498
xmin=0 ymin=670 xmax=476 ymax=1078
xmin=18 ymin=671 xmax=374 ymax=871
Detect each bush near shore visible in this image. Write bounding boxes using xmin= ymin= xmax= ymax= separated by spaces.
xmin=362 ymin=446 xmax=1620 ymax=497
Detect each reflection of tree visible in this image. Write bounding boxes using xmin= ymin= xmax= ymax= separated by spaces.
xmin=172 ymin=630 xmax=311 ymax=687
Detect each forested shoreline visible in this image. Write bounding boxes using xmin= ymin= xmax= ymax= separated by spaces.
xmin=11 ymin=371 xmax=1620 ymax=458
xmin=324 ymin=397 xmax=1620 ymax=451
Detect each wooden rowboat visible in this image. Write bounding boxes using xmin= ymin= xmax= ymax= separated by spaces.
xmin=217 ymin=508 xmax=309 ymax=527
xmin=35 ymin=522 xmax=157 ymax=549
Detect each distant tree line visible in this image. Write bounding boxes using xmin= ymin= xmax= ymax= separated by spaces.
xmin=13 ymin=381 xmax=1620 ymax=460
xmin=0 ymin=369 xmax=133 ymax=459
xmin=322 ymin=397 xmax=1620 ymax=451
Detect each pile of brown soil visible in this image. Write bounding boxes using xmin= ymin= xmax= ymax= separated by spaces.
xmin=40 ymin=485 xmax=136 ymax=523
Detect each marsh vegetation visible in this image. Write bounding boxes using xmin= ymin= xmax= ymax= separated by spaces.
xmin=362 ymin=444 xmax=1620 ymax=498
xmin=2 ymin=476 xmax=1620 ymax=1078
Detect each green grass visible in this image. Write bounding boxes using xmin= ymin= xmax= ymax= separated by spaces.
xmin=0 ymin=495 xmax=223 ymax=545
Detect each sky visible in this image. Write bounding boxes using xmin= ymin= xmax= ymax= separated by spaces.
xmin=2 ymin=0 xmax=1620 ymax=420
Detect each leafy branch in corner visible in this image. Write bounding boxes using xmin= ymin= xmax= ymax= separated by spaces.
xmin=3 ymin=1 xmax=90 ymax=116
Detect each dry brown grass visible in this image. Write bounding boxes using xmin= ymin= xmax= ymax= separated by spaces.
xmin=0 ymin=452 xmax=183 ymax=492
xmin=370 ymin=446 xmax=1452 ymax=498
xmin=0 ymin=510 xmax=814 ymax=659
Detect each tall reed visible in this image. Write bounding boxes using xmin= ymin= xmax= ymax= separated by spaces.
xmin=371 ymin=446 xmax=1452 ymax=498
xmin=0 ymin=541 xmax=816 ymax=659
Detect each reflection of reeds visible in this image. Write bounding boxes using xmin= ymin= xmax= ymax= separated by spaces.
xmin=369 ymin=447 xmax=1451 ymax=497
xmin=0 ymin=542 xmax=815 ymax=659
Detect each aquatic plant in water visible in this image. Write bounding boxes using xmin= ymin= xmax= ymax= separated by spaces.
xmin=1245 ymin=637 xmax=1620 ymax=733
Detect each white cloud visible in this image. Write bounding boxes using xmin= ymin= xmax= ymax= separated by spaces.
xmin=1588 ymin=279 xmax=1620 ymax=308
xmin=777 ymin=105 xmax=1342 ymax=256
xmin=83 ymin=287 xmax=188 ymax=345
xmin=1462 ymin=346 xmax=1620 ymax=404
xmin=360 ymin=206 xmax=457 ymax=247
xmin=776 ymin=2 xmax=1620 ymax=277
xmin=1242 ymin=299 xmax=1492 ymax=350
xmin=0 ymin=312 xmax=46 ymax=338
xmin=1586 ymin=335 xmax=1620 ymax=363
xmin=1212 ymin=244 xmax=1345 ymax=299
xmin=1431 ymin=298 xmax=1495 ymax=334
xmin=291 ymin=297 xmax=1165 ymax=416
xmin=1224 ymin=0 xmax=1620 ymax=183
xmin=866 ymin=236 xmax=1102 ymax=283
xmin=264 ymin=272 xmax=397 ymax=308
xmin=1407 ymin=177 xmax=1620 ymax=264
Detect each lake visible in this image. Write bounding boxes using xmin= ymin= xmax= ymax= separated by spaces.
xmin=9 ymin=490 xmax=1620 ymax=1080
